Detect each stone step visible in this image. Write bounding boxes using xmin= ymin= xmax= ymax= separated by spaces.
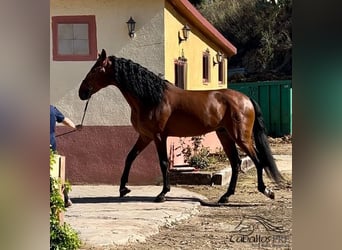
xmin=169 ymin=157 xmax=254 ymax=186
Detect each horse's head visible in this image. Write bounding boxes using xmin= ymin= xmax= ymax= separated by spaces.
xmin=79 ymin=49 xmax=113 ymax=100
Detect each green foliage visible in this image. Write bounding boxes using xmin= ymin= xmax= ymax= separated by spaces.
xmin=50 ymin=220 xmax=81 ymax=250
xmin=198 ymin=0 xmax=292 ymax=78
xmin=50 ymin=148 xmax=56 ymax=170
xmin=207 ymin=147 xmax=229 ymax=164
xmin=63 ymin=180 xmax=72 ymax=194
xmin=50 ymin=149 xmax=81 ymax=250
xmin=179 ymin=136 xmax=210 ymax=169
xmin=188 ymin=148 xmax=210 ymax=169
xmin=188 ymin=0 xmax=209 ymax=7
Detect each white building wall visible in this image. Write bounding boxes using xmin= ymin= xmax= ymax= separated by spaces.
xmin=50 ymin=0 xmax=164 ymax=125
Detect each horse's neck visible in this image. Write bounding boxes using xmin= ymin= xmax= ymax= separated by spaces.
xmin=117 ymin=86 xmax=141 ymax=111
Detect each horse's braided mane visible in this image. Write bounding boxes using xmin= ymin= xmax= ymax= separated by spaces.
xmin=109 ymin=56 xmax=167 ymax=107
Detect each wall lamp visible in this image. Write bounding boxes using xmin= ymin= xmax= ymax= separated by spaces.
xmin=178 ymin=24 xmax=190 ymax=44
xmin=213 ymin=51 xmax=223 ymax=66
xmin=126 ymin=16 xmax=136 ymax=38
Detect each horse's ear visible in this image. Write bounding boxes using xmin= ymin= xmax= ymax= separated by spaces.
xmin=99 ymin=49 xmax=106 ymax=60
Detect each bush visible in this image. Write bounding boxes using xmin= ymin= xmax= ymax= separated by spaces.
xmin=188 ymin=152 xmax=209 ymax=169
xmin=179 ymin=136 xmax=210 ymax=169
xmin=207 ymin=147 xmax=229 ymax=164
xmin=50 ymin=149 xmax=81 ymax=250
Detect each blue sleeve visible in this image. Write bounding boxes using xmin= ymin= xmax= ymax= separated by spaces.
xmin=53 ymin=106 xmax=65 ymax=123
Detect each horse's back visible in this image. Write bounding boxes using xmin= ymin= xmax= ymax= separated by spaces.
xmin=165 ymin=84 xmax=253 ymax=118
xmin=160 ymin=85 xmax=254 ymax=136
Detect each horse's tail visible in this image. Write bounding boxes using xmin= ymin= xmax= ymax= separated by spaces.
xmin=250 ymin=98 xmax=284 ymax=184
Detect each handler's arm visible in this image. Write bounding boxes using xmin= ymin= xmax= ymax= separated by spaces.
xmin=61 ymin=117 xmax=76 ymax=129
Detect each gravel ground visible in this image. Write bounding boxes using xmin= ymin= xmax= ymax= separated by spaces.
xmin=84 ymin=138 xmax=292 ymax=250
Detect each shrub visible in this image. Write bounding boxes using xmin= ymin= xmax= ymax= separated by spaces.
xmin=179 ymin=136 xmax=210 ymax=169
xmin=50 ymin=149 xmax=81 ymax=250
xmin=208 ymin=147 xmax=229 ymax=164
xmin=188 ymin=151 xmax=210 ymax=169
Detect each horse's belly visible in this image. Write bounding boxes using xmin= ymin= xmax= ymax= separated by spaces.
xmin=167 ymin=129 xmax=212 ymax=137
xmin=164 ymin=115 xmax=215 ymax=137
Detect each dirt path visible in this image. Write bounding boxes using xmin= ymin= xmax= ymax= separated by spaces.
xmin=84 ymin=141 xmax=292 ymax=250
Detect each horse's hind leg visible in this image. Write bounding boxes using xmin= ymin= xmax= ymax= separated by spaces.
xmin=235 ymin=138 xmax=275 ymax=200
xmin=119 ymin=135 xmax=152 ymax=197
xmin=215 ymin=128 xmax=242 ymax=203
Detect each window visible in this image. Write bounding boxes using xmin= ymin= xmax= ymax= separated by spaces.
xmin=202 ymin=50 xmax=210 ymax=83
xmin=52 ymin=15 xmax=97 ymax=61
xmin=175 ymin=57 xmax=187 ymax=89
xmin=218 ymin=59 xmax=225 ymax=84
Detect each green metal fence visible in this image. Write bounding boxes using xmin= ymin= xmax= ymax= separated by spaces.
xmin=229 ymin=80 xmax=292 ymax=137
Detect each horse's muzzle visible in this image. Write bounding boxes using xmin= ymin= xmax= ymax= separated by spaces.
xmin=79 ymin=87 xmax=91 ymax=100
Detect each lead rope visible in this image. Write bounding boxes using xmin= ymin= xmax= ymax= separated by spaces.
xmin=56 ymin=98 xmax=90 ymax=137
xmin=80 ymin=98 xmax=90 ymax=126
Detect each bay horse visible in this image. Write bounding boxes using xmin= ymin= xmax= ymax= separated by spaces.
xmin=78 ymin=49 xmax=284 ymax=203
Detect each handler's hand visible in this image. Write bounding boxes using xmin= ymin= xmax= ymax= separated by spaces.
xmin=76 ymin=124 xmax=83 ymax=131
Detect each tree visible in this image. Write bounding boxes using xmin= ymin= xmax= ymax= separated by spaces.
xmin=189 ymin=0 xmax=210 ymax=7
xmin=198 ymin=0 xmax=292 ymax=80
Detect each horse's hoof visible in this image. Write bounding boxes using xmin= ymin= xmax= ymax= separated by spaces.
xmin=119 ymin=187 xmax=131 ymax=197
xmin=264 ymin=188 xmax=275 ymax=199
xmin=218 ymin=196 xmax=229 ymax=204
xmin=154 ymin=194 xmax=166 ymax=202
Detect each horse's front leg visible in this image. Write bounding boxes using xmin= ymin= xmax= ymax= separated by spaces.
xmin=119 ymin=135 xmax=152 ymax=197
xmin=154 ymin=135 xmax=170 ymax=202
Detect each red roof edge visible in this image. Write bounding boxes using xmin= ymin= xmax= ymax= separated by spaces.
xmin=168 ymin=0 xmax=237 ymax=58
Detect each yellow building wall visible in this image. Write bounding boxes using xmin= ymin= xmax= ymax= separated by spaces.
xmin=164 ymin=1 xmax=228 ymax=90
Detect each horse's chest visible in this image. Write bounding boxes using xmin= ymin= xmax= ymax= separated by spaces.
xmin=130 ymin=111 xmax=161 ymax=137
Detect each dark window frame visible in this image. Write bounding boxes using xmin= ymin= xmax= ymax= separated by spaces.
xmin=202 ymin=50 xmax=210 ymax=83
xmin=174 ymin=57 xmax=187 ymax=89
xmin=218 ymin=60 xmax=224 ymax=84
